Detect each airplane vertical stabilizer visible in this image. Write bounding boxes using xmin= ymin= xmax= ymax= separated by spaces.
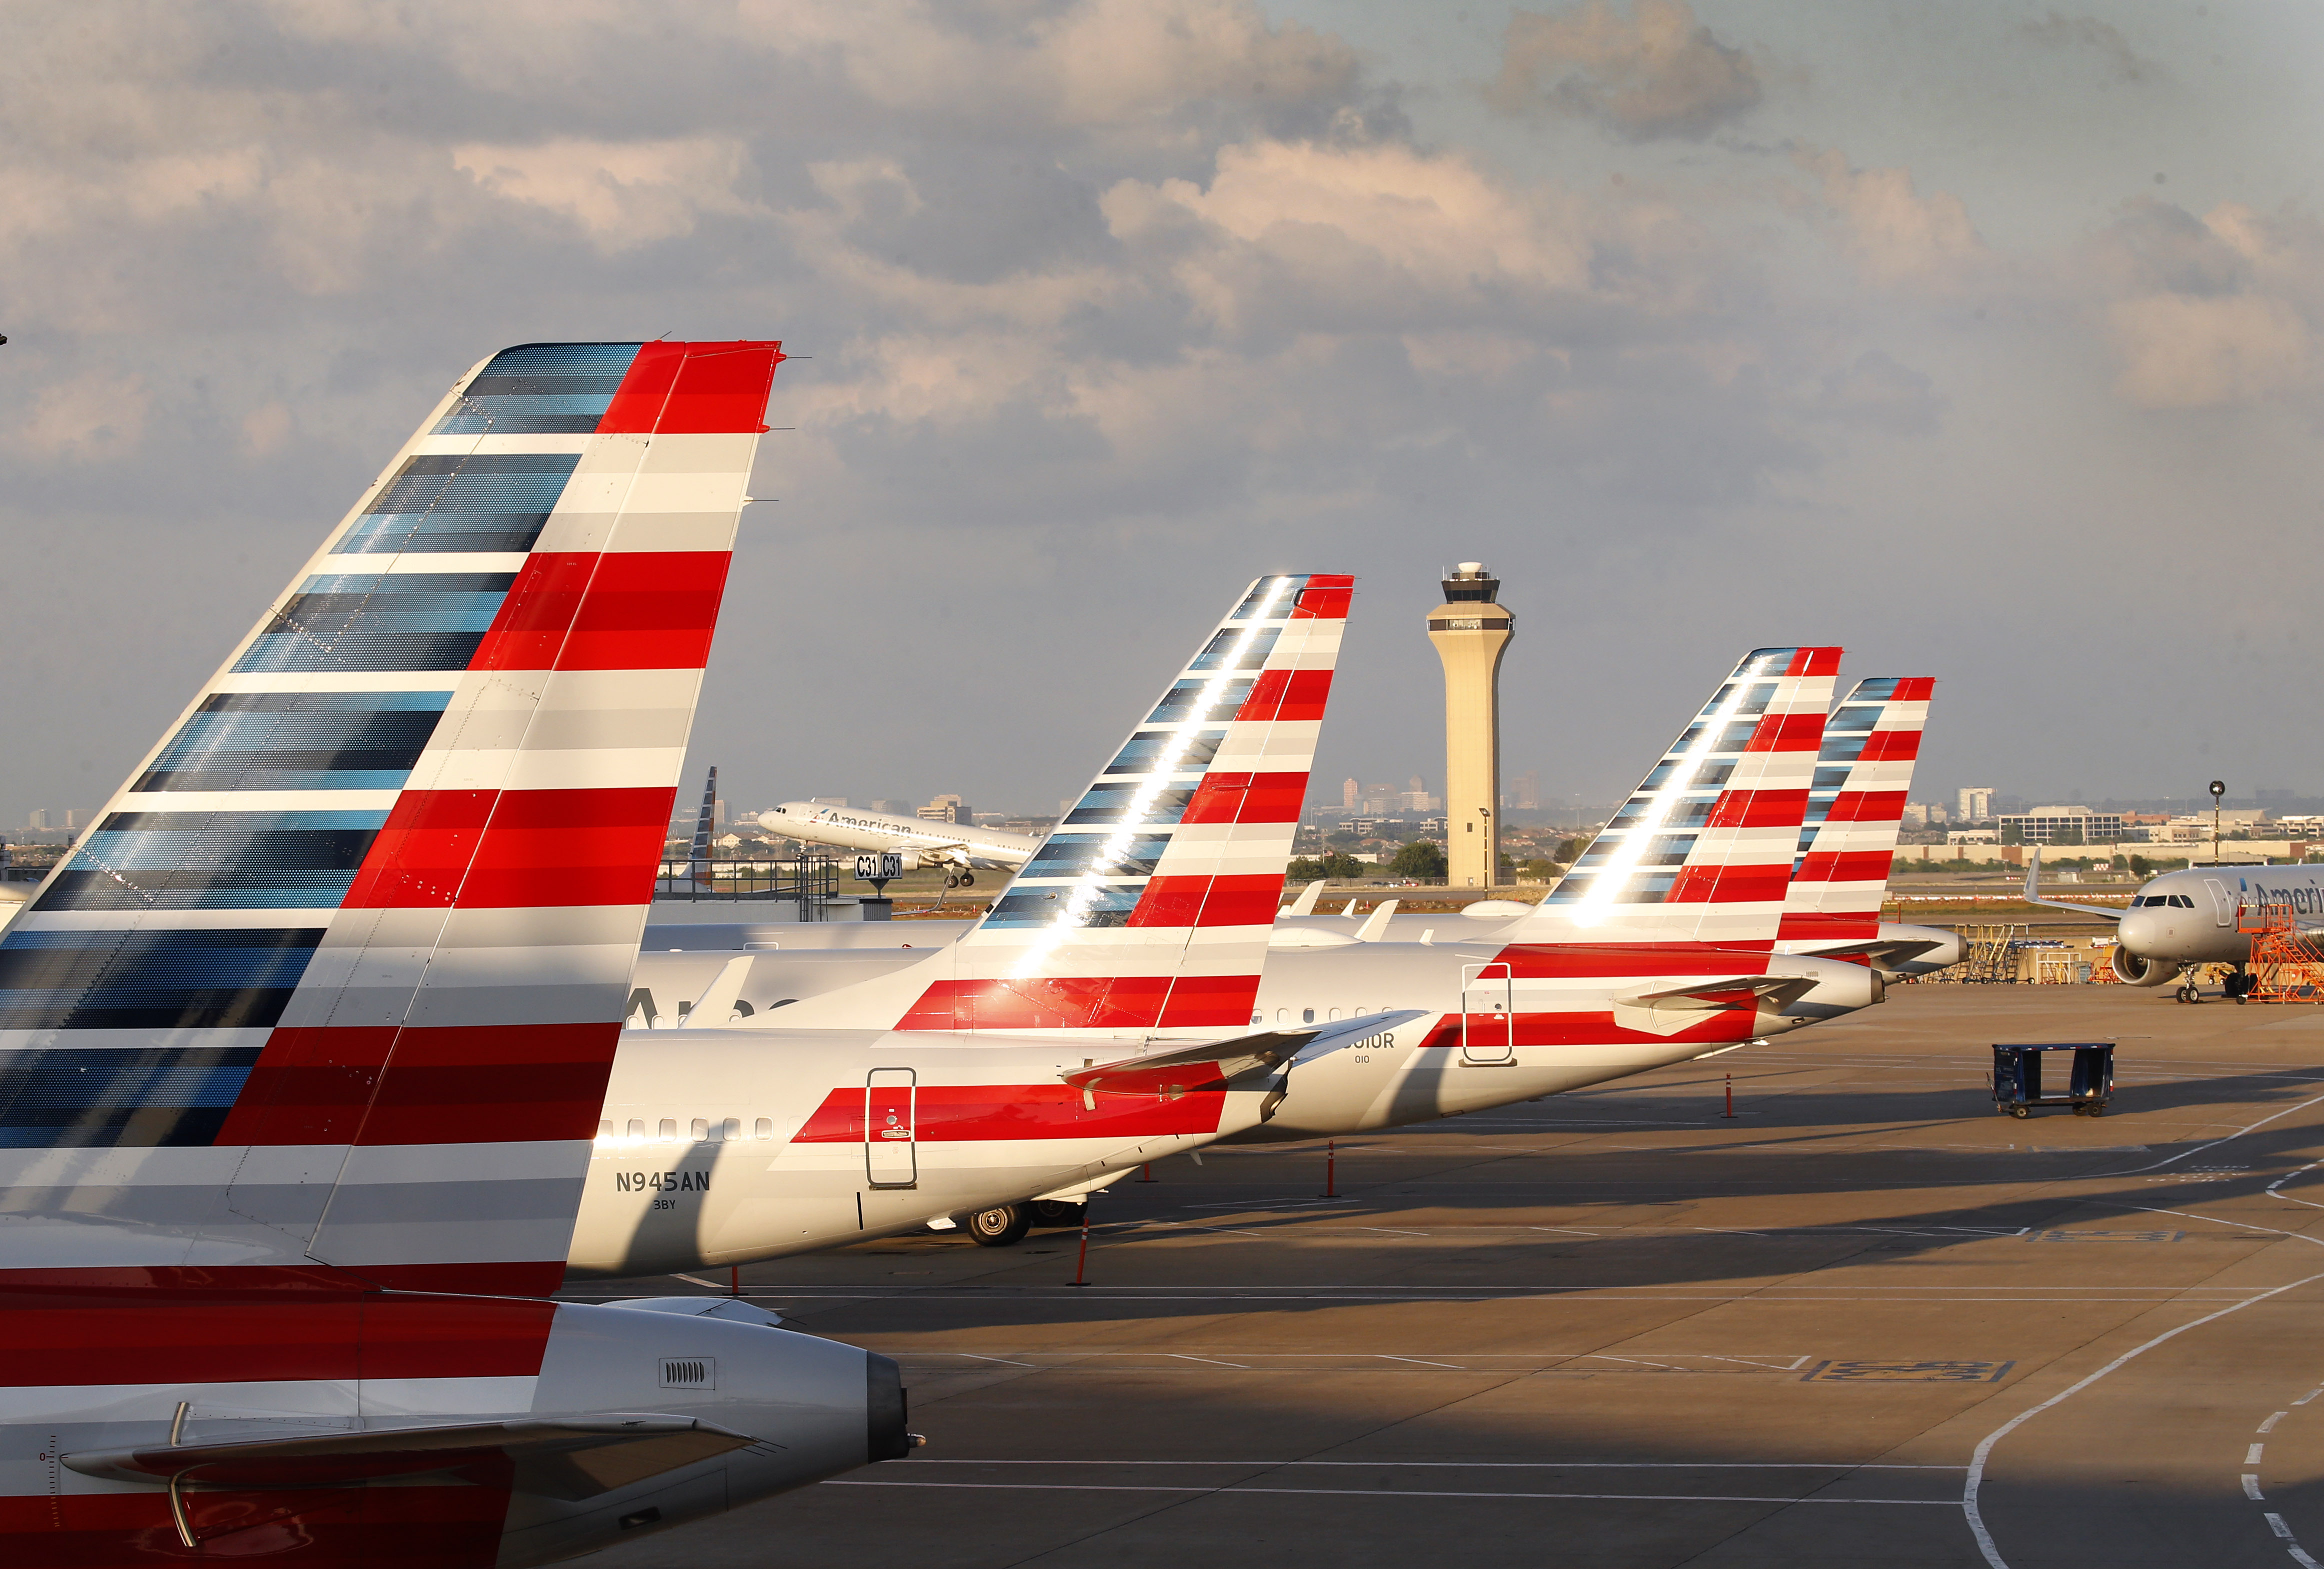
xmin=1509 ymin=648 xmax=1838 ymax=954
xmin=0 ymin=340 xmax=782 ymax=1296
xmin=1778 ymin=678 xmax=1932 ymax=948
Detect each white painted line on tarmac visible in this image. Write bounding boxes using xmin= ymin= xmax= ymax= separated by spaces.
xmin=2247 ymin=1475 xmax=2266 ymax=1500
xmin=903 ymin=1460 xmax=1967 ymax=1470
xmin=2261 ymin=1412 xmax=2288 ymax=1433
xmin=2251 ymin=1444 xmax=2268 ymax=1464
xmin=1964 ymin=1202 xmax=2324 ymax=1569
xmin=822 ymin=1479 xmax=1957 ymax=1505
xmin=2298 ymin=1385 xmax=2324 ymax=1408
xmin=1166 ymin=1354 xmax=1250 ymax=1368
xmin=2269 ymin=1514 xmax=2295 ymax=1539
xmin=1375 ymin=1355 xmax=1465 ymax=1369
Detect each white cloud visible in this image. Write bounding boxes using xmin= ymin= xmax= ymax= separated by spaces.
xmin=1793 ymin=146 xmax=1986 ymax=288
xmin=454 ymin=138 xmax=761 ymax=251
xmin=1487 ymin=0 xmax=1761 ymax=140
xmin=18 ymin=372 xmax=151 ymax=461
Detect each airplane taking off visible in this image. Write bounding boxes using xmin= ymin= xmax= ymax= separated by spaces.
xmin=759 ymin=801 xmax=1038 ymax=886
xmin=0 ymin=340 xmax=914 ymax=1566
xmin=568 ymin=574 xmax=1383 ymax=1269
xmin=2026 ymin=848 xmax=2324 ymax=1001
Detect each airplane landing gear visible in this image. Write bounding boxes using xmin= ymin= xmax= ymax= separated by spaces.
xmin=965 ymin=1204 xmax=1031 ymax=1246
xmin=957 ymin=871 xmax=975 ymax=888
xmin=943 ymin=874 xmax=959 ymax=888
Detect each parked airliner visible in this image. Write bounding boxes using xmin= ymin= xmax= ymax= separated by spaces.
xmin=0 ymin=340 xmax=912 ymax=1566
xmin=2027 ymin=847 xmax=2324 ymax=1000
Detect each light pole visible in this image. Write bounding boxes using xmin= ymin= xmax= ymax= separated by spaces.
xmin=2210 ymin=780 xmax=2226 ymax=864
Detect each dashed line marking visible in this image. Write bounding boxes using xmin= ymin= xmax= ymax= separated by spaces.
xmin=2250 ymin=1444 xmax=2267 ymax=1465
xmin=2247 ymin=1474 xmax=2265 ymax=1500
xmin=2268 ymin=1514 xmax=2296 ymax=1540
xmin=2261 ymin=1412 xmax=2288 ymax=1434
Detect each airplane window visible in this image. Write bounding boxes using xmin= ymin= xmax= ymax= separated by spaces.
xmin=721 ymin=1118 xmax=741 ymax=1141
xmin=596 ymin=1120 xmax=612 ymax=1142
xmin=626 ymin=1118 xmax=645 ymax=1140
xmin=1303 ymin=1008 xmax=1315 ymax=1024
xmin=1330 ymin=1008 xmax=1342 ymax=1021
xmin=691 ymin=1118 xmax=709 ymax=1141
xmin=658 ymin=1118 xmax=677 ymax=1142
xmin=1276 ymin=1008 xmax=1288 ymax=1024
xmin=2175 ymin=894 xmax=2196 ymax=908
xmin=754 ymin=1118 xmax=773 ymax=1138
xmin=1251 ymin=1012 xmax=1262 ymax=1026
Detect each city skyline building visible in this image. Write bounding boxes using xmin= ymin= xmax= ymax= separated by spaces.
xmin=1426 ymin=561 xmax=1514 ymax=888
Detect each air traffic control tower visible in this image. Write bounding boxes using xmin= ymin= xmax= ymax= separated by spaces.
xmin=1427 ymin=562 xmax=1514 ymax=888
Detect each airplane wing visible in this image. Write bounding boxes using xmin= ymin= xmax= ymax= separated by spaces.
xmin=1617 ymin=975 xmax=1821 ymax=1012
xmin=65 ymin=1414 xmax=752 ymax=1502
xmin=2023 ymin=847 xmax=2124 ymax=922
xmin=1062 ymin=1010 xmax=1428 ymax=1094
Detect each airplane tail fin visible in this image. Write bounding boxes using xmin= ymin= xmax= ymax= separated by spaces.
xmin=0 ymin=339 xmax=783 ymax=1295
xmin=1779 ymin=678 xmax=1931 ymax=947
xmin=1512 ymin=648 xmax=1839 ymax=952
xmin=685 ymin=764 xmax=719 ymax=886
xmin=766 ymin=576 xmax=1351 ymax=1033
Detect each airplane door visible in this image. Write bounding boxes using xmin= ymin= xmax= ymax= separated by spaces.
xmin=2204 ymin=880 xmax=2235 ymax=928
xmin=865 ymin=1068 xmax=917 ymax=1188
xmin=1461 ymin=962 xmax=1514 ymax=1064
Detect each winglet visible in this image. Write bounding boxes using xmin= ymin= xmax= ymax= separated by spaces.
xmin=2023 ymin=844 xmax=2125 ymax=922
xmin=1284 ymin=880 xmax=1325 ymax=916
xmin=1353 ymin=898 xmax=1400 ymax=942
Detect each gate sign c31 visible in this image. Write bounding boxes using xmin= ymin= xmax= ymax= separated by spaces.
xmin=856 ymin=852 xmax=905 ymax=882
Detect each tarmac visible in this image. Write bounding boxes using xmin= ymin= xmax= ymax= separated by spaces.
xmin=569 ymin=984 xmax=2324 ymax=1568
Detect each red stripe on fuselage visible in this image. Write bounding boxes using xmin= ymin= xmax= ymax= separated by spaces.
xmin=0 ymin=1482 xmax=513 ymax=1568
xmin=1786 ymin=648 xmax=1844 ymax=677
xmin=794 ymin=1082 xmax=1229 ymax=1144
xmin=598 ymin=339 xmax=785 ymax=434
xmin=1415 ymin=1004 xmax=1766 ymax=1054
xmin=341 ymin=786 xmax=675 ymax=908
xmin=894 ymin=974 xmax=1261 ymax=1032
xmin=1491 ymin=941 xmax=1777 ymax=978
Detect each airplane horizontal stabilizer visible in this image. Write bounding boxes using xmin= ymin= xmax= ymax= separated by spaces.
xmin=1063 ymin=1008 xmax=1428 ymax=1092
xmin=1616 ymin=975 xmax=1819 ymax=1012
xmin=64 ymin=1414 xmax=752 ymax=1502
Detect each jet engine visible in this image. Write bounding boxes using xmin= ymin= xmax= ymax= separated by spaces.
xmin=2111 ymin=946 xmax=2177 ymax=986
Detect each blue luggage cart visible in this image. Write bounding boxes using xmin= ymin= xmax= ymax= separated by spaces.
xmin=1992 ymin=1042 xmax=2114 ymax=1120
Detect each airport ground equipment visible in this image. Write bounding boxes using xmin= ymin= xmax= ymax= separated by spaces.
xmin=2242 ymin=902 xmax=2324 ymax=1002
xmin=1963 ymin=923 xmax=2030 ymax=984
xmin=1991 ymin=1042 xmax=2115 ymax=1118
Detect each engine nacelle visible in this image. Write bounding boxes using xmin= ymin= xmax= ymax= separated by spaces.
xmin=1766 ymin=952 xmax=1884 ymax=1021
xmin=2111 ymin=946 xmax=2179 ymax=986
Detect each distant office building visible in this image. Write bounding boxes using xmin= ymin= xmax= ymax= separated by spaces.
xmin=713 ymin=798 xmax=726 ymax=829
xmin=1998 ymin=806 xmax=2130 ymax=844
xmin=1929 ymin=804 xmax=1949 ymax=825
xmin=26 ymin=810 xmax=46 ymax=831
xmin=1341 ymin=778 xmax=1359 ymax=808
xmin=1901 ymin=804 xmax=1930 ymax=828
xmin=809 ymin=797 xmax=848 ymax=808
xmin=1958 ymin=786 xmax=1995 ymax=822
xmin=1427 ymin=562 xmax=1514 ymax=888
xmin=919 ymin=794 xmax=973 ymax=826
xmin=1514 ymin=770 xmax=1540 ymax=810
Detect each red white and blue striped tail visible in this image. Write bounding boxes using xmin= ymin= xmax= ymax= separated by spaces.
xmin=0 ymin=340 xmax=781 ymax=1297
xmin=768 ymin=575 xmax=1352 ymax=1034
xmin=1778 ymin=677 xmax=1932 ymax=948
xmin=1513 ymin=648 xmax=1840 ymax=952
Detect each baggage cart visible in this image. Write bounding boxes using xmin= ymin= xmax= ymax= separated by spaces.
xmin=1992 ymin=1042 xmax=2114 ymax=1119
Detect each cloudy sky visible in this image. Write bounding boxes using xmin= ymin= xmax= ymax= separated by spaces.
xmin=4 ymin=0 xmax=2319 ymax=828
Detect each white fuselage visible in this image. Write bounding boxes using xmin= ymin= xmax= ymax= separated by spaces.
xmin=2116 ymin=864 xmax=2324 ymax=968
xmin=572 ymin=937 xmax=1837 ymax=1274
xmin=758 ymin=803 xmax=1038 ymax=872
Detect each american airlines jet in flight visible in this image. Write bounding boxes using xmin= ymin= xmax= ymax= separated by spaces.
xmin=758 ymin=802 xmax=1037 ymax=886
xmin=0 ymin=342 xmax=913 ymax=1566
